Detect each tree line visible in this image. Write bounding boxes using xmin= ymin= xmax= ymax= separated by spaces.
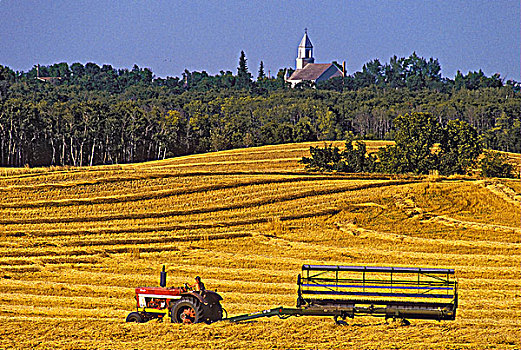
xmin=0 ymin=52 xmax=519 ymax=167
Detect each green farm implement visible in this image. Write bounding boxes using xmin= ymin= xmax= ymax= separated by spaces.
xmin=225 ymin=264 xmax=458 ymax=325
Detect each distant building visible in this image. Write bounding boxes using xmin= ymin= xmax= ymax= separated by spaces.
xmin=285 ymin=30 xmax=344 ymax=88
xmin=36 ymin=65 xmax=62 ymax=83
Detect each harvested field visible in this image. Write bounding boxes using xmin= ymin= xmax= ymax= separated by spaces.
xmin=0 ymin=141 xmax=520 ymax=349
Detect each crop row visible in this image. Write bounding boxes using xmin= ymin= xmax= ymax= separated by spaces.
xmin=0 ymin=180 xmax=398 ymax=228
xmin=1 ymin=176 xmax=404 ymax=210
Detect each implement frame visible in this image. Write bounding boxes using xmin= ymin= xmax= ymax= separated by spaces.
xmin=225 ymin=265 xmax=458 ymax=324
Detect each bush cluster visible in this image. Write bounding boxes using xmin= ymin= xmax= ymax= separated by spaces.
xmin=302 ymin=112 xmax=516 ymax=178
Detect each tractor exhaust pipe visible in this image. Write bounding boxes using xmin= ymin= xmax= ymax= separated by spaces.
xmin=160 ymin=265 xmax=167 ymax=287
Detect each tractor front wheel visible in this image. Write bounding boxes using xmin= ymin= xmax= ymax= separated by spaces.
xmin=126 ymin=312 xmax=144 ymax=323
xmin=171 ymin=297 xmax=204 ymax=324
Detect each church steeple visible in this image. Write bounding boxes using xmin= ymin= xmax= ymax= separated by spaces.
xmin=296 ymin=29 xmax=314 ymax=69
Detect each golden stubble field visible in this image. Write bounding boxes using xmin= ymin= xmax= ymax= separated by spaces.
xmin=0 ymin=141 xmax=520 ymax=349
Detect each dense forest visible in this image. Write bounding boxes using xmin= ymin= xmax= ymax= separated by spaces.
xmin=0 ymin=52 xmax=519 ymax=167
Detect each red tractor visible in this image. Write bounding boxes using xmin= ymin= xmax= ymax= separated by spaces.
xmin=126 ymin=266 xmax=224 ymax=324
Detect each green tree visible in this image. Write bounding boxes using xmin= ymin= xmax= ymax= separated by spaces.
xmin=237 ymin=51 xmax=252 ymax=89
xmin=352 ymin=59 xmax=383 ymax=88
xmin=294 ymin=117 xmax=317 ymax=142
xmin=0 ymin=99 xmax=46 ymax=166
xmin=0 ymin=65 xmax=16 ymax=100
xmin=258 ymin=61 xmax=266 ymax=80
xmin=340 ymin=139 xmax=376 ymax=172
xmin=378 ymin=112 xmax=441 ymax=174
xmin=383 ymin=56 xmax=406 ymax=89
xmin=438 ymin=120 xmax=482 ymax=175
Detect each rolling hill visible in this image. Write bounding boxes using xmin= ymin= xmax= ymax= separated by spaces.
xmin=0 ymin=141 xmax=520 ymax=349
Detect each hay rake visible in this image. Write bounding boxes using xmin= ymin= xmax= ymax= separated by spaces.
xmin=225 ymin=264 xmax=458 ymax=325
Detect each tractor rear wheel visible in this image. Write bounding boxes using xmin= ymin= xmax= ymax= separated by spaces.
xmin=126 ymin=312 xmax=144 ymax=323
xmin=171 ymin=297 xmax=204 ymax=324
xmin=207 ymin=302 xmax=224 ymax=323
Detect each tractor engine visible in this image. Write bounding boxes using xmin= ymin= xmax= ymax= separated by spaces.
xmin=125 ymin=266 xmax=224 ymax=324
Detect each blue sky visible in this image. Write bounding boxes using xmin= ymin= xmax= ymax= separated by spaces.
xmin=1 ymin=0 xmax=519 ymax=80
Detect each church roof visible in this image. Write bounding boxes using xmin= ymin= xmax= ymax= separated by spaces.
xmin=37 ymin=76 xmax=62 ymax=82
xmin=288 ymin=63 xmax=338 ymax=81
xmin=299 ymin=32 xmax=313 ymax=48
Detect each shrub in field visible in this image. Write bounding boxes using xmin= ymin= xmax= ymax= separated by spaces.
xmin=479 ymin=151 xmax=515 ymax=178
xmin=300 ymin=143 xmax=342 ymax=172
xmin=300 ymin=139 xmax=376 ymax=173
xmin=340 ymin=139 xmax=377 ymax=173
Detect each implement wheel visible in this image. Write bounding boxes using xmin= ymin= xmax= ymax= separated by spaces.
xmin=171 ymin=297 xmax=204 ymax=324
xmin=126 ymin=312 xmax=144 ymax=323
xmin=334 ymin=315 xmax=348 ymax=326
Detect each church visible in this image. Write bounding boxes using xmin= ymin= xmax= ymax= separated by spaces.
xmin=285 ymin=30 xmax=344 ymax=87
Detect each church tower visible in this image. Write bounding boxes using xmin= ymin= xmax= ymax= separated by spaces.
xmin=296 ymin=29 xmax=314 ymax=69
